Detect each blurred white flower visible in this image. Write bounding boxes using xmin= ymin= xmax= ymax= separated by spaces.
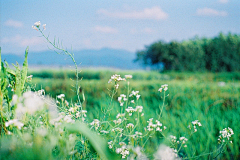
xmin=108 ymin=74 xmax=125 ymax=83
xmin=125 ymin=75 xmax=133 ymax=79
xmin=90 ymin=119 xmax=100 ymax=130
xmin=57 ymin=94 xmax=65 ymax=99
xmin=34 ymin=21 xmax=41 ymax=27
xmin=42 ymin=24 xmax=46 ymax=30
xmin=5 ymin=119 xmax=24 ymax=129
xmin=154 ymin=144 xmax=179 ymax=160
xmin=135 ymin=106 xmax=143 ymax=112
xmin=158 ymin=88 xmax=163 ymax=92
xmin=126 ymin=123 xmax=134 ymax=128
xmin=218 ymin=127 xmax=234 ymax=143
xmin=64 ymin=115 xmax=75 ymax=123
xmin=115 ymin=84 xmax=119 ymax=89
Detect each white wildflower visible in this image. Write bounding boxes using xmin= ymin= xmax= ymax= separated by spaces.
xmin=135 ymin=106 xmax=143 ymax=112
xmin=113 ymin=118 xmax=122 ymax=124
xmin=27 ymin=75 xmax=33 ymax=79
xmin=34 ymin=21 xmax=41 ymax=27
xmin=136 ymin=95 xmax=141 ymax=100
xmin=90 ymin=119 xmax=100 ymax=130
xmin=126 ymin=123 xmax=134 ymax=128
xmin=158 ymin=88 xmax=163 ymax=92
xmin=57 ymin=94 xmax=65 ymax=99
xmin=108 ymin=74 xmax=125 ymax=83
xmin=100 ymin=130 xmax=109 ymax=134
xmin=169 ymin=135 xmax=177 ymax=143
xmin=116 ymin=145 xmax=129 ymax=158
xmin=218 ymin=127 xmax=234 ymax=143
xmin=125 ymin=75 xmax=132 ymax=79
xmin=115 ymin=84 xmax=119 ymax=89
xmin=116 ymin=113 xmax=125 ymax=119
xmin=69 ymin=107 xmax=76 ymax=113
xmin=64 ymin=115 xmax=75 ymax=123
xmin=42 ymin=24 xmax=46 ymax=30
xmin=154 ymin=144 xmax=179 ymax=160
xmin=164 ymin=87 xmax=168 ymax=91
xmin=5 ymin=119 xmax=24 ymax=129
xmin=108 ymin=141 xmax=113 ymax=149
xmin=126 ymin=107 xmax=135 ymax=116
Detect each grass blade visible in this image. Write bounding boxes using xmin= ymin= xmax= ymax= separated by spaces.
xmin=64 ymin=121 xmax=120 ymax=160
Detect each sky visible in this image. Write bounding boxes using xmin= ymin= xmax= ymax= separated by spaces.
xmin=1 ymin=0 xmax=240 ymax=55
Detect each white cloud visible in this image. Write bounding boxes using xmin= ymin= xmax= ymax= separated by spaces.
xmin=2 ymin=35 xmax=44 ymax=47
xmin=94 ymin=26 xmax=118 ymax=34
xmin=97 ymin=6 xmax=168 ymax=20
xmin=219 ymin=0 xmax=229 ymax=4
xmin=4 ymin=19 xmax=23 ymax=28
xmin=196 ymin=8 xmax=228 ymax=16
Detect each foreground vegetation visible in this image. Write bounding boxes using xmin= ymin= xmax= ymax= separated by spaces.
xmin=0 ymin=21 xmax=238 ymax=159
xmin=28 ymin=69 xmax=240 ymax=159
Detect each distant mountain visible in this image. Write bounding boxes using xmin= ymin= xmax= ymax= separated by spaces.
xmin=1 ymin=48 xmax=143 ymax=70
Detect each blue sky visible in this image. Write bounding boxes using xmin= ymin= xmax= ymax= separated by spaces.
xmin=1 ymin=0 xmax=240 ymax=55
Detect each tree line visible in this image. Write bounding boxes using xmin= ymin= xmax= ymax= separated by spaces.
xmin=135 ymin=33 xmax=240 ymax=72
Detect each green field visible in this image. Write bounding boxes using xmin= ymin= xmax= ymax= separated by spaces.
xmin=2 ymin=21 xmax=240 ymax=159
xmin=28 ymin=69 xmax=240 ymax=159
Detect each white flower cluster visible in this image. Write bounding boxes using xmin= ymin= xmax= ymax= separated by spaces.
xmin=125 ymin=75 xmax=133 ymax=79
xmin=129 ymin=90 xmax=141 ymax=100
xmin=179 ymin=137 xmax=188 ymax=147
xmin=113 ymin=118 xmax=123 ymax=125
xmin=146 ymin=118 xmax=167 ymax=132
xmin=154 ymin=144 xmax=179 ymax=160
xmin=111 ymin=127 xmax=124 ymax=136
xmin=158 ymin=84 xmax=168 ymax=92
xmin=170 ymin=136 xmax=188 ymax=147
xmin=125 ymin=105 xmax=143 ymax=116
xmin=108 ymin=74 xmax=126 ymax=84
xmin=170 ymin=135 xmax=177 ymax=143
xmin=116 ymin=144 xmax=129 ymax=158
xmin=218 ymin=127 xmax=234 ymax=143
xmin=118 ymin=94 xmax=128 ymax=106
xmin=116 ymin=113 xmax=125 ymax=119
xmin=76 ymin=110 xmax=87 ymax=121
xmin=12 ymin=91 xmax=57 ymax=119
xmin=131 ymin=131 xmax=143 ymax=139
xmin=64 ymin=115 xmax=75 ymax=123
xmin=5 ymin=119 xmax=24 ymax=129
xmin=50 ymin=112 xmax=75 ymax=127
xmin=188 ymin=120 xmax=202 ymax=132
xmin=32 ymin=21 xmax=46 ymax=31
xmin=57 ymin=94 xmax=65 ymax=100
xmin=108 ymin=141 xmax=113 ymax=149
xmin=113 ymin=113 xmax=126 ymax=125
xmin=90 ymin=119 xmax=100 ymax=130
xmin=126 ymin=123 xmax=134 ymax=128
xmin=56 ymin=94 xmax=70 ymax=106
xmin=117 ymin=90 xmax=141 ymax=106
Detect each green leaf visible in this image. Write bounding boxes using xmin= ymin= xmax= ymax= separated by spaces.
xmin=20 ymin=47 xmax=29 ymax=91
xmin=64 ymin=121 xmax=120 ymax=160
xmin=14 ymin=62 xmax=21 ymax=96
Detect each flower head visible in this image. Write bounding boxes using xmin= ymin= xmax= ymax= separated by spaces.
xmin=34 ymin=21 xmax=41 ymax=27
xmin=125 ymin=75 xmax=133 ymax=79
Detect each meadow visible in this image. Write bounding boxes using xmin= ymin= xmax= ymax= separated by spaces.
xmin=28 ymin=69 xmax=240 ymax=159
xmin=0 ymin=22 xmax=239 ymax=159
